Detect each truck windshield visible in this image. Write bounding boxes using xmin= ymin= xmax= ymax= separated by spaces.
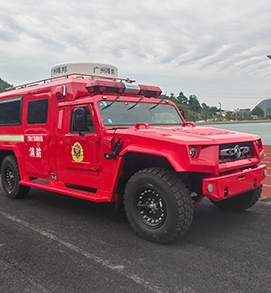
xmin=98 ymin=101 xmax=183 ymax=126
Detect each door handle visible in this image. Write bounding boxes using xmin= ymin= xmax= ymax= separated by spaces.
xmin=66 ymin=138 xmax=71 ymax=146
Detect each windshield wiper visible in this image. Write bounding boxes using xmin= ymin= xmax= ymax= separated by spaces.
xmin=101 ymin=95 xmax=120 ymax=111
xmin=127 ymin=97 xmax=143 ymax=111
xmin=149 ymin=99 xmax=164 ymax=110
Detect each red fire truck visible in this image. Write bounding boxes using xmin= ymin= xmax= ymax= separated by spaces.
xmin=0 ymin=62 xmax=267 ymax=243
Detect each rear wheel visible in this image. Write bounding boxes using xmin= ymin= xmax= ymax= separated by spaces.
xmin=211 ymin=185 xmax=262 ymax=212
xmin=124 ymin=167 xmax=193 ymax=243
xmin=1 ymin=155 xmax=30 ymax=199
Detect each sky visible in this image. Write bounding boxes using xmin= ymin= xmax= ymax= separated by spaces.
xmin=0 ymin=0 xmax=271 ymax=111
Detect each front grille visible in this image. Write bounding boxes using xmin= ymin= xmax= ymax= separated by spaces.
xmin=219 ymin=142 xmax=253 ymax=163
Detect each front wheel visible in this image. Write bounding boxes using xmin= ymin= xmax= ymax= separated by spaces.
xmin=1 ymin=155 xmax=30 ymax=199
xmin=124 ymin=168 xmax=193 ymax=244
xmin=211 ymin=185 xmax=262 ymax=212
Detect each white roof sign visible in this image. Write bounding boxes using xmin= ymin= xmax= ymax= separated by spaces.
xmin=51 ymin=62 xmax=118 ymax=78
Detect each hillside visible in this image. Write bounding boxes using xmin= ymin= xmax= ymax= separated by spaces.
xmin=257 ymin=98 xmax=271 ymax=115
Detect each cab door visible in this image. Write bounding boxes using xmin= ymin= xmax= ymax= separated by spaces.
xmin=60 ymin=105 xmax=101 ymax=184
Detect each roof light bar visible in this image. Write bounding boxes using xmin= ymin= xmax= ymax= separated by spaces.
xmin=86 ymin=80 xmax=162 ymax=97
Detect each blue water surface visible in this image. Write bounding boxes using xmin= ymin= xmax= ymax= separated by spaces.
xmin=202 ymin=122 xmax=271 ymax=145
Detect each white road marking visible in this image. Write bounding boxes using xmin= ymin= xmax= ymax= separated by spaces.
xmin=0 ymin=210 xmax=164 ymax=293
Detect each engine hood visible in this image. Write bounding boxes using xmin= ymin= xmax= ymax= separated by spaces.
xmin=112 ymin=125 xmax=260 ymax=145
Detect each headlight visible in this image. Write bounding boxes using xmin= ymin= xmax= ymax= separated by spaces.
xmin=189 ymin=147 xmax=197 ymax=158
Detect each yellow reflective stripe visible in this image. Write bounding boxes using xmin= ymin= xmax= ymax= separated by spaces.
xmin=0 ymin=135 xmax=24 ymax=142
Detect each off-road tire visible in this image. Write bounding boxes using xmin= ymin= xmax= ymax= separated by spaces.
xmin=1 ymin=155 xmax=30 ymax=199
xmin=211 ymin=185 xmax=262 ymax=212
xmin=124 ymin=167 xmax=193 ymax=244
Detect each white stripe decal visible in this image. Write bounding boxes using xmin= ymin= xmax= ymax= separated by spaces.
xmin=0 ymin=135 xmax=24 ymax=142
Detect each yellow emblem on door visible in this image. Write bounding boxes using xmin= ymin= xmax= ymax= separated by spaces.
xmin=71 ymin=142 xmax=84 ymax=162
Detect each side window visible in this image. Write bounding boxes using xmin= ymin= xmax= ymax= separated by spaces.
xmin=27 ymin=99 xmax=48 ymax=124
xmin=71 ymin=107 xmax=95 ymax=133
xmin=0 ymin=97 xmax=22 ymax=125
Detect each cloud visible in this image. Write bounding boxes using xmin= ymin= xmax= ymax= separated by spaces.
xmin=0 ymin=0 xmax=270 ymax=110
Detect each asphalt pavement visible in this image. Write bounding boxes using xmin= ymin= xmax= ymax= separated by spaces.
xmin=1 ymin=186 xmax=271 ymax=293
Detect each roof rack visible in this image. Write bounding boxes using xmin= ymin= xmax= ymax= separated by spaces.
xmin=5 ymin=73 xmax=136 ymax=92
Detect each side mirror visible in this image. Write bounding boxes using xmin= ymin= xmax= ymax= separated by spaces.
xmin=73 ymin=107 xmax=86 ymax=134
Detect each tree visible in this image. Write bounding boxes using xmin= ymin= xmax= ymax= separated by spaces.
xmin=210 ymin=106 xmax=218 ymax=116
xmin=169 ymin=93 xmax=176 ymax=100
xmin=188 ymin=95 xmax=201 ymax=113
xmin=225 ymin=111 xmax=234 ymax=121
xmin=177 ymin=92 xmax=188 ymax=105
xmin=0 ymin=78 xmax=12 ymax=92
xmin=201 ymin=103 xmax=211 ymax=121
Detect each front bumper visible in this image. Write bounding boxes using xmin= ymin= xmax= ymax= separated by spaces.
xmin=202 ymin=165 xmax=266 ymax=201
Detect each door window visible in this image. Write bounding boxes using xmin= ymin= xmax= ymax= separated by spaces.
xmin=70 ymin=107 xmax=95 ymax=133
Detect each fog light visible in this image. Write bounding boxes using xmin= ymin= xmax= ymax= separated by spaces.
xmin=207 ymin=184 xmax=213 ymax=193
xmin=190 ymin=147 xmax=197 ymax=158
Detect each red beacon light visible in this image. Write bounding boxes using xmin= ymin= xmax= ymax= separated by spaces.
xmin=85 ymin=79 xmax=162 ymax=98
xmin=138 ymin=84 xmax=162 ymax=98
xmin=86 ymin=80 xmax=126 ymax=95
